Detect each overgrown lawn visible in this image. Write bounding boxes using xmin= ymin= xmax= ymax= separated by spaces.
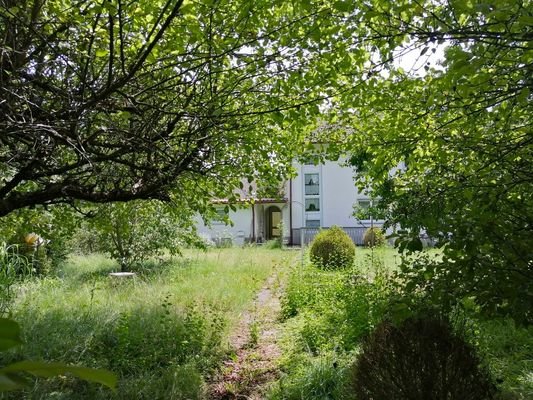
xmin=1 ymin=247 xmax=288 ymax=399
xmin=269 ymin=246 xmax=532 ymax=400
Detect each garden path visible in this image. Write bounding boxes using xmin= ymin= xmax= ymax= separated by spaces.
xmin=208 ymin=258 xmax=287 ymax=399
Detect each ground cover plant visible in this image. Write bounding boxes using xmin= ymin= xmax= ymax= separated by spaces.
xmin=270 ymin=247 xmax=395 ymax=399
xmin=0 ymin=247 xmax=287 ymax=399
xmin=271 ymin=247 xmax=533 ymax=400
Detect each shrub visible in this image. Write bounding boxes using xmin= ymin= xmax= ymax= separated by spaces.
xmin=0 ymin=242 xmax=32 ymax=315
xmin=264 ymin=239 xmax=282 ymax=249
xmin=362 ymin=227 xmax=385 ymax=248
xmin=351 ymin=317 xmax=496 ymax=400
xmin=70 ymin=224 xmax=102 ymax=254
xmin=88 ymin=201 xmax=192 ymax=271
xmin=0 ymin=207 xmax=77 ymax=275
xmin=310 ymin=226 xmax=355 ymax=269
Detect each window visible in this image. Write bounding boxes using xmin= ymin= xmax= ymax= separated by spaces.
xmin=304 ymin=171 xmax=321 ymax=227
xmin=305 ymin=198 xmax=320 ymax=212
xmin=213 ymin=208 xmax=227 ymax=224
xmin=358 ymin=199 xmax=370 ymax=210
xmin=304 ymin=173 xmax=319 ymax=195
xmin=305 ymin=219 xmax=320 ymax=228
xmin=357 ymin=199 xmax=372 ymax=220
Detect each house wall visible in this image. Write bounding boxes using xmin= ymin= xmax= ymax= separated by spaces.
xmin=195 ymin=207 xmax=253 ymax=246
xmin=196 ymin=158 xmax=385 ymax=246
xmin=288 ymin=158 xmax=386 ymax=245
xmin=321 ymin=160 xmax=361 ymax=227
xmin=196 ymin=202 xmax=290 ymax=245
xmin=290 ymin=158 xmax=374 ymax=229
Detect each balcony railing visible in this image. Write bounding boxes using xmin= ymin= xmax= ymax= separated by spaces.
xmin=291 ymin=225 xmax=384 ymax=246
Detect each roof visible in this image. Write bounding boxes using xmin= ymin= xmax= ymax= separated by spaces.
xmin=212 ymin=197 xmax=287 ymax=205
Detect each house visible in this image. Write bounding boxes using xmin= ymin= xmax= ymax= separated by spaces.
xmin=196 ymin=158 xmax=384 ymax=246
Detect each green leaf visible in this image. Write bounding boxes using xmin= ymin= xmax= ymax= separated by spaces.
xmin=406 ymin=237 xmax=423 ymax=252
xmin=518 ymin=15 xmax=533 ymax=25
xmin=179 ymin=3 xmax=194 ymax=15
xmin=0 ymin=362 xmax=117 ymax=390
xmin=333 ymin=1 xmax=352 ymax=12
xmin=0 ymin=372 xmax=28 ymax=392
xmin=517 ymin=87 xmax=530 ymax=104
xmin=0 ymin=318 xmax=22 ymax=351
xmin=95 ymin=49 xmax=107 ymax=58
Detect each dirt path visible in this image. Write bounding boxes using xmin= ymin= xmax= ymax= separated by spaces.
xmin=208 ymin=263 xmax=285 ymax=399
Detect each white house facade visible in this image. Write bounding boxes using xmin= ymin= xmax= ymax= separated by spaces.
xmin=196 ymin=159 xmax=383 ymax=246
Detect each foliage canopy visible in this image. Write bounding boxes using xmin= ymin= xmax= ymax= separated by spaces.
xmin=329 ymin=0 xmax=533 ymax=323
xmin=85 ymin=200 xmax=199 ymax=270
xmin=1 ymin=0 xmax=531 ymax=323
xmin=0 ymin=0 xmax=357 ymax=216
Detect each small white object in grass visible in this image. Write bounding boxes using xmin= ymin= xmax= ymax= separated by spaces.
xmin=109 ymin=272 xmax=136 ymax=277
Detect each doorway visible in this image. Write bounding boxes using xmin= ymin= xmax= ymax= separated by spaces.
xmin=265 ymin=206 xmax=282 ymax=240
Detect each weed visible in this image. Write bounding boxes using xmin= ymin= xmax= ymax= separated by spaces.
xmin=0 ymin=248 xmax=286 ymax=399
xmin=269 ymin=352 xmax=352 ymax=400
xmin=269 ymin=248 xmax=397 ymax=399
xmin=249 ymin=319 xmax=260 ymax=348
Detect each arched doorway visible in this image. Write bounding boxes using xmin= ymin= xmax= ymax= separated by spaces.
xmin=265 ymin=206 xmax=282 ymax=240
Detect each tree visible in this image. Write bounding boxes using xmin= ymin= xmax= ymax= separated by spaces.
xmin=332 ymin=0 xmax=532 ymax=323
xmin=86 ymin=200 xmax=199 ymax=271
xmin=3 ymin=0 xmax=531 ymax=323
xmin=0 ymin=0 xmax=355 ymax=217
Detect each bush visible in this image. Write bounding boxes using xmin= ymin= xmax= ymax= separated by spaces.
xmin=70 ymin=224 xmax=102 ymax=255
xmin=362 ymin=227 xmax=385 ymax=248
xmin=0 ymin=242 xmax=33 ymax=315
xmin=88 ymin=201 xmax=193 ymax=271
xmin=0 ymin=207 xmax=77 ymax=275
xmin=351 ymin=317 xmax=496 ymax=400
xmin=310 ymin=226 xmax=355 ymax=269
xmin=264 ymin=239 xmax=282 ymax=249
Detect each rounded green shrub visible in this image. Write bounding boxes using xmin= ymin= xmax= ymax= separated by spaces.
xmin=310 ymin=226 xmax=355 ymax=269
xmin=351 ymin=317 xmax=496 ymax=400
xmin=363 ymin=227 xmax=385 ymax=248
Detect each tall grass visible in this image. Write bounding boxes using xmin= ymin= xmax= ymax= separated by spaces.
xmin=270 ymin=247 xmax=397 ymax=400
xmin=1 ymin=247 xmax=288 ymax=399
xmin=269 ymin=246 xmax=532 ymax=400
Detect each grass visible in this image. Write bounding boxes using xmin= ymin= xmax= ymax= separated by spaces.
xmin=475 ymin=318 xmax=533 ymax=399
xmin=2 ymin=245 xmax=530 ymax=399
xmin=269 ymin=246 xmax=397 ymax=399
xmin=269 ymin=245 xmax=533 ymax=400
xmin=1 ymin=247 xmax=289 ymax=399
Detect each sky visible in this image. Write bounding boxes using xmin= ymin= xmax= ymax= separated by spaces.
xmin=394 ymin=41 xmax=447 ymax=76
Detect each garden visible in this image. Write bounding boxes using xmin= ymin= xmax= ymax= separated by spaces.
xmin=269 ymin=230 xmax=532 ymax=400
xmin=1 ymin=0 xmax=532 ymax=398
xmin=0 ymin=245 xmax=290 ymax=399
xmin=1 ymin=229 xmax=530 ymax=399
